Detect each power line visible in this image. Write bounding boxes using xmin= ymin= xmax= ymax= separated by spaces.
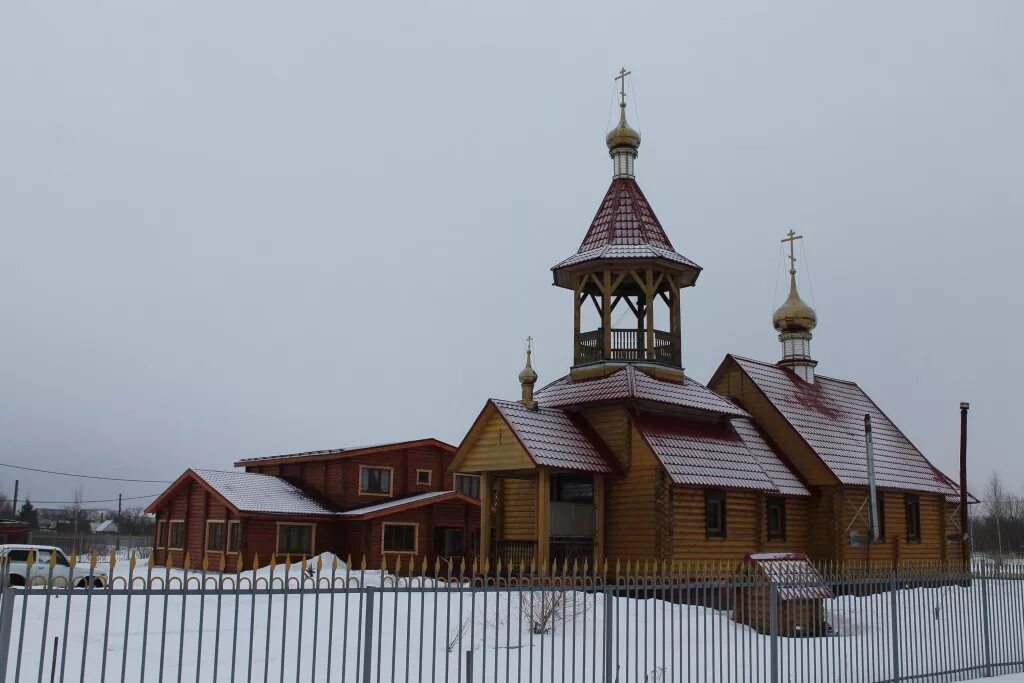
xmin=16 ymin=493 xmax=160 ymax=506
xmin=0 ymin=462 xmax=172 ymax=484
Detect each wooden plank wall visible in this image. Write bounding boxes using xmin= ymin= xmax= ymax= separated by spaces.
xmin=453 ymin=409 xmax=534 ymax=472
xmin=830 ymin=487 xmax=947 ymax=563
xmin=603 ymin=428 xmax=658 ymax=560
xmin=498 ymin=477 xmax=537 ymax=540
xmin=579 ymin=405 xmax=632 ymax=468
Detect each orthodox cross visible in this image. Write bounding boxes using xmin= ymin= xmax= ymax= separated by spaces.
xmin=525 ymin=336 xmax=533 ymax=354
xmin=615 ymin=67 xmax=631 ymax=107
xmin=781 ymin=229 xmax=802 ymax=274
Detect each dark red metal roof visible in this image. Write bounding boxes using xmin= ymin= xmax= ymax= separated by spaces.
xmin=729 ymin=355 xmax=958 ymax=496
xmin=632 ymin=412 xmax=809 ymax=494
xmin=551 ymin=179 xmax=700 ymax=281
xmin=536 ymin=366 xmax=748 ymax=418
xmin=743 ymin=553 xmax=834 ymax=600
xmin=490 ymin=399 xmax=619 ymax=474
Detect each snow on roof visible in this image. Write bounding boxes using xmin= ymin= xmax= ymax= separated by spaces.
xmin=633 ymin=413 xmax=807 ymax=494
xmin=338 ymin=491 xmax=476 ymax=519
xmin=744 ymin=553 xmax=833 ymax=600
xmin=536 ymin=366 xmax=748 ymax=418
xmin=490 ymin=400 xmax=619 ymax=474
xmin=730 ymin=356 xmax=958 ymax=496
xmin=730 ymin=418 xmax=810 ymax=497
xmin=192 ymin=469 xmax=337 ymax=516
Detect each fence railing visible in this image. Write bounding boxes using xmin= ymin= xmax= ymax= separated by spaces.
xmin=0 ymin=554 xmax=1022 ymax=682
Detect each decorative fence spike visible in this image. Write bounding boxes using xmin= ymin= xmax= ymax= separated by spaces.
xmin=183 ymin=553 xmax=191 ymax=570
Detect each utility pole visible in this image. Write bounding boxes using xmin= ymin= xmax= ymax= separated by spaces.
xmin=11 ymin=480 xmax=18 ymax=519
xmin=960 ymin=402 xmax=970 ymax=568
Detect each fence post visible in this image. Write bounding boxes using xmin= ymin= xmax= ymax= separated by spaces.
xmin=769 ymin=580 xmax=778 ymax=683
xmin=603 ymin=587 xmax=614 ymax=683
xmin=0 ymin=587 xmax=15 ymax=680
xmin=361 ymin=590 xmax=375 ymax=683
xmin=890 ymin=570 xmax=901 ymax=682
xmin=980 ymin=564 xmax=992 ymax=678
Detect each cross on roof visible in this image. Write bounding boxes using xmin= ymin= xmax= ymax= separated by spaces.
xmin=526 ymin=336 xmax=533 ymax=354
xmin=781 ymin=230 xmax=802 ymax=274
xmin=615 ymin=68 xmax=631 ymax=108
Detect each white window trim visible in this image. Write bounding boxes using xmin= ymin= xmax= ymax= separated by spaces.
xmin=381 ymin=522 xmax=418 ymax=554
xmin=275 ymin=522 xmax=316 ymax=557
xmin=415 ymin=469 xmax=433 ymax=486
xmin=205 ymin=519 xmax=227 ymax=553
xmin=168 ymin=519 xmax=186 ymax=551
xmin=358 ymin=465 xmax=394 ymax=497
xmin=227 ymin=520 xmax=241 ymax=555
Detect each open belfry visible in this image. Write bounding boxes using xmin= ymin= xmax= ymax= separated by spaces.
xmin=450 ymin=70 xmax=968 ymax=570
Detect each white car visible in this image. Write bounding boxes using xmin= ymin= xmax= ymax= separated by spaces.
xmin=0 ymin=544 xmax=108 ymax=588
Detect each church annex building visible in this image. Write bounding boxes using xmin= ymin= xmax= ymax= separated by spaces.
xmin=148 ymin=75 xmax=969 ymax=571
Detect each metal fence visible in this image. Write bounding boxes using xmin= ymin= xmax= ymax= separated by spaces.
xmin=0 ymin=554 xmax=1022 ymax=682
xmin=26 ymin=532 xmax=153 ymax=563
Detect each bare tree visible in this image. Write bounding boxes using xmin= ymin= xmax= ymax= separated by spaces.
xmin=986 ymin=473 xmax=1008 ymax=557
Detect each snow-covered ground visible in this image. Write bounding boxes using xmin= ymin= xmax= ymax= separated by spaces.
xmin=3 ymin=554 xmax=1023 ymax=682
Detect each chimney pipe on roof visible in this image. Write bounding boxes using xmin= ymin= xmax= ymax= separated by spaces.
xmin=960 ymin=401 xmax=970 ymax=567
xmin=865 ymin=414 xmax=880 ymax=542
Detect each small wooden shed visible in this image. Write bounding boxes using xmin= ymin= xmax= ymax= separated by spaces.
xmin=734 ymin=552 xmax=833 ymax=636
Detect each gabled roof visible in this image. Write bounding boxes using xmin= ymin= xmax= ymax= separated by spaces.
xmin=743 ymin=553 xmax=833 ymax=600
xmin=338 ymin=491 xmax=479 ymax=520
xmin=724 ymin=355 xmax=957 ymax=496
xmin=146 ymin=469 xmax=338 ymax=517
xmin=632 ymin=412 xmax=810 ymax=495
xmin=551 ymin=178 xmax=700 ymax=285
xmin=488 ymin=399 xmax=620 ymax=474
xmin=536 ymin=365 xmax=748 ymax=418
xmin=235 ymin=438 xmax=455 ymax=468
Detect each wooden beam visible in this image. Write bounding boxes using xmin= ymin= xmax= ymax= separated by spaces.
xmin=610 ymin=271 xmax=628 ymax=293
xmin=589 ymin=294 xmax=603 ymax=318
xmin=479 ymin=472 xmax=492 ymax=567
xmin=574 ymin=281 xmax=582 ymax=363
xmin=602 ymin=271 xmax=612 ymax=360
xmin=594 ymin=475 xmax=606 ymax=569
xmin=536 ymin=470 xmax=551 ymax=573
xmin=645 ymin=268 xmax=655 ymax=360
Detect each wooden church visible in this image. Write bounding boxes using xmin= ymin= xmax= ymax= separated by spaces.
xmin=449 ymin=73 xmax=968 ymax=570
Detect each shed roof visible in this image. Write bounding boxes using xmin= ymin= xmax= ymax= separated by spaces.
xmin=743 ymin=553 xmax=833 ymax=600
xmin=489 ymin=399 xmax=620 ymax=474
xmin=632 ymin=413 xmax=809 ymax=495
xmin=551 ymin=179 xmax=700 ymax=285
xmin=725 ymin=355 xmax=958 ymax=496
xmin=536 ymin=366 xmax=747 ymax=418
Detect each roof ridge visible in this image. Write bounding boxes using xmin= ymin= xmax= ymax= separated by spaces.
xmin=728 ymin=353 xmax=856 ymax=385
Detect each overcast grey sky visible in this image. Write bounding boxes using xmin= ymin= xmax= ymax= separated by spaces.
xmin=1 ymin=1 xmax=1020 ymax=508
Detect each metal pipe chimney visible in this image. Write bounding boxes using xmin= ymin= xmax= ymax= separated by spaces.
xmin=865 ymin=413 xmax=880 ymax=542
xmin=960 ymin=401 xmax=970 ymax=567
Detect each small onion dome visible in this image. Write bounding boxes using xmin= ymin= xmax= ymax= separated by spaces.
xmin=606 ymin=106 xmax=641 ymax=151
xmin=773 ymin=274 xmax=817 ymax=333
xmin=519 ymin=349 xmax=538 ymax=385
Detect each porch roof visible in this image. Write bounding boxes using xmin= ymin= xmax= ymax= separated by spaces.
xmin=337 ymin=491 xmax=479 ymax=520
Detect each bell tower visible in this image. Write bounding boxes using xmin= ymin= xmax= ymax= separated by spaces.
xmin=551 ymin=69 xmax=702 ymax=381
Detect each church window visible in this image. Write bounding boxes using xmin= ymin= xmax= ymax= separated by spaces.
xmin=905 ymin=494 xmax=921 ymax=542
xmin=360 ymin=466 xmax=393 ymax=495
xmin=704 ymin=490 xmax=726 ymax=539
xmin=766 ymin=496 xmax=786 ymax=540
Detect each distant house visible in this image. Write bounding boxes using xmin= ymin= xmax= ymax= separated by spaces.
xmin=0 ymin=519 xmax=30 ymax=545
xmin=90 ymin=519 xmax=119 ymax=534
xmin=146 ymin=440 xmax=480 ymax=571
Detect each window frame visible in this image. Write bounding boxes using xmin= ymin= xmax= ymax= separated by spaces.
xmin=905 ymin=494 xmax=922 ymax=543
xmin=168 ymin=520 xmax=186 ymax=550
xmin=381 ymin=522 xmax=418 ymax=554
xmin=358 ymin=465 xmax=394 ymax=497
xmin=704 ymin=489 xmax=727 ymax=539
xmin=205 ymin=519 xmax=226 ymax=553
xmin=872 ymin=492 xmax=887 ymax=541
xmin=227 ymin=520 xmax=241 ymax=554
xmin=453 ymin=473 xmax=481 ymax=498
xmin=416 ymin=469 xmax=433 ymax=486
xmin=156 ymin=520 xmax=167 ymax=549
xmin=766 ymin=495 xmax=786 ymax=541
xmin=275 ymin=522 xmax=315 ymax=557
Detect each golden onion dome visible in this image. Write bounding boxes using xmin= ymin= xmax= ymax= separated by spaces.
xmin=772 ymin=273 xmax=817 ymax=333
xmin=606 ymin=105 xmax=641 ymax=151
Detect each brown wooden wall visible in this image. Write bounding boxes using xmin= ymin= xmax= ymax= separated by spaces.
xmin=497 ymin=477 xmax=537 ymax=541
xmin=603 ymin=427 xmax=658 ymax=560
xmin=341 ymin=500 xmax=479 ymax=570
xmin=246 ymin=445 xmax=455 ymax=511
